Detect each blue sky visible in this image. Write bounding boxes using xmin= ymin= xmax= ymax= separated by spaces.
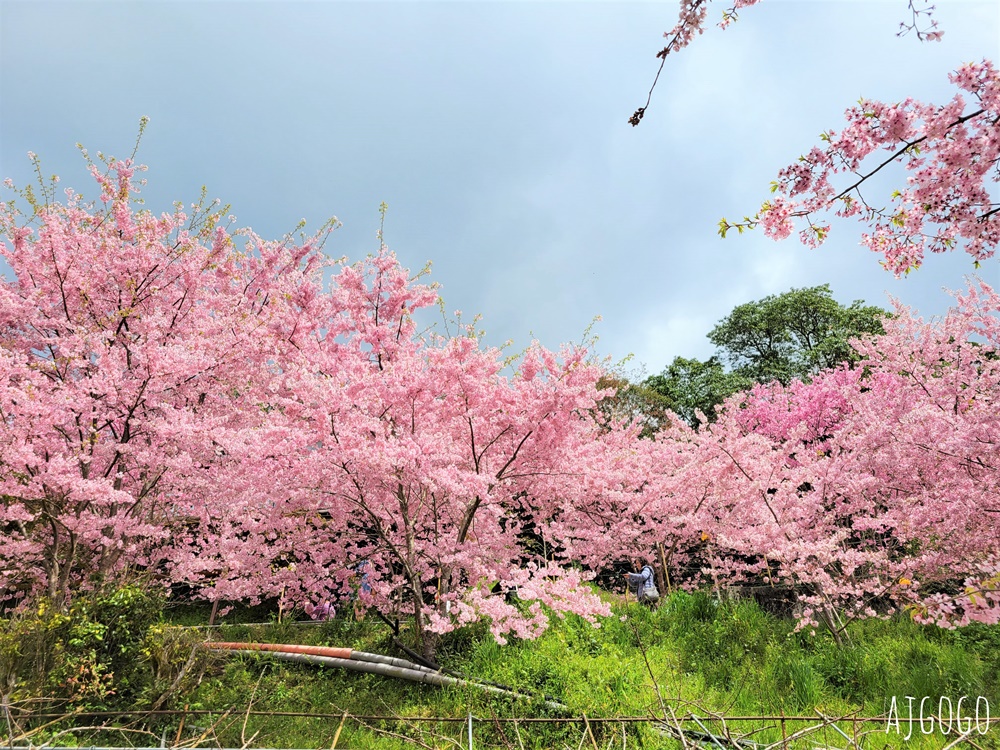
xmin=1 ymin=0 xmax=997 ymax=377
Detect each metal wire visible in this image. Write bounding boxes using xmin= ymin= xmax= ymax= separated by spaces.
xmin=8 ymin=709 xmax=998 ymax=724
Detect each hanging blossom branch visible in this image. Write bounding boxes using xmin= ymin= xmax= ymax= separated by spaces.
xmin=631 ymin=1 xmax=942 ymax=127
xmin=897 ymin=0 xmax=943 ymax=41
xmin=631 ymin=2 xmax=996 ymax=275
xmin=718 ymin=61 xmax=1000 ymax=275
xmin=630 ymin=0 xmax=760 ymax=126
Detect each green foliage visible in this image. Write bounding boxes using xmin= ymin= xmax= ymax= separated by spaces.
xmin=808 ymin=616 xmax=995 ymax=718
xmin=645 ymin=285 xmax=889 ymax=427
xmin=140 ymin=623 xmax=217 ymax=710
xmin=811 ymin=638 xmax=896 ymax=700
xmin=766 ymin=653 xmax=824 ymax=710
xmin=4 ymin=590 xmax=998 ymax=748
xmin=593 ymin=374 xmax=676 ymax=436
xmin=644 ymin=357 xmax=754 ymax=428
xmin=949 ymin=620 xmax=1000 ymax=675
xmin=664 ymin=593 xmax=777 ymax=694
xmin=0 ymin=585 xmax=164 ymax=708
xmin=707 ymin=283 xmax=888 ymax=385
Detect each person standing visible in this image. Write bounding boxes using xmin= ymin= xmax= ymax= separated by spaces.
xmin=624 ymin=558 xmax=660 ymax=606
xmin=353 ymin=559 xmax=372 ymax=621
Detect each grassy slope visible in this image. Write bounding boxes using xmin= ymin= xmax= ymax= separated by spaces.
xmin=165 ymin=592 xmax=1000 ymax=749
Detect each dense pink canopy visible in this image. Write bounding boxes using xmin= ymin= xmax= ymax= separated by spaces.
xmin=662 ymin=283 xmax=1000 ymax=633
xmin=3 ymin=55 xmax=998 ymax=645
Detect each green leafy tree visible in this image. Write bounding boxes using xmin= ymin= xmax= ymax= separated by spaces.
xmin=646 ymin=285 xmax=889 ymax=427
xmin=644 ymin=357 xmax=753 ymax=429
xmin=708 ymin=284 xmax=888 ymax=384
xmin=594 ymin=375 xmax=675 ymax=438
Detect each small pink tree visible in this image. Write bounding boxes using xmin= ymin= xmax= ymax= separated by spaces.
xmin=187 ymin=249 xmax=658 ymax=658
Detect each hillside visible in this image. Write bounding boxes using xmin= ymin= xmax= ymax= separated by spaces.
xmin=3 ymin=588 xmax=998 ymax=749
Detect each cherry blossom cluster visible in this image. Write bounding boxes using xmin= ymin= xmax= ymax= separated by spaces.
xmin=643 ymin=2 xmax=994 ymax=278
xmin=0 ymin=162 xmax=643 ymax=654
xmin=630 ymin=0 xmax=762 ymax=125
xmin=654 ymin=282 xmax=1000 ymax=632
xmin=736 ymin=61 xmax=1000 ymax=275
xmin=0 ymin=158 xmax=335 ymax=607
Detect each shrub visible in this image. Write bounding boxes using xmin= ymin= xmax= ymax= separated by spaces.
xmin=0 ymin=584 xmax=165 ymax=708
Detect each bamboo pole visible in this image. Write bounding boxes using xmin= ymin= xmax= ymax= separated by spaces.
xmin=657 ymin=541 xmax=671 ymax=595
xmin=330 ymin=712 xmax=347 ymax=749
xmin=173 ymin=704 xmax=188 ymax=746
xmin=582 ymin=714 xmax=599 ymax=750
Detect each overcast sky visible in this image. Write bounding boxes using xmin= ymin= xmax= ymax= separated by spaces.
xmin=1 ymin=0 xmax=997 ymax=377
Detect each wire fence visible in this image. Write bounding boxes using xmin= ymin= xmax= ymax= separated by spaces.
xmin=8 ymin=708 xmax=1000 ymax=723
xmin=4 ymin=705 xmax=998 ymax=750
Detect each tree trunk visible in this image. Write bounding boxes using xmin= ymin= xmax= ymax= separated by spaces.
xmin=818 ymin=604 xmax=844 ymax=647
xmin=813 ymin=583 xmax=845 ymax=647
xmin=408 ymin=573 xmax=439 ymax=662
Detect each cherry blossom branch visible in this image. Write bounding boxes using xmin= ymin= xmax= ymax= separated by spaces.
xmin=828 ymin=108 xmax=986 ymax=205
xmin=632 ymin=2 xmax=942 ymax=126
xmin=897 ymin=0 xmax=943 ymax=41
xmin=633 ymin=1 xmax=782 ymax=127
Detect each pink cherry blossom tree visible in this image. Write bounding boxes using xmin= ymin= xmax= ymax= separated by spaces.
xmin=674 ymin=281 xmax=1000 ymax=638
xmin=183 ymin=249 xmax=660 ymax=659
xmin=1 ymin=149 xmax=662 ymax=657
xmin=0 ymin=154 xmax=333 ymax=607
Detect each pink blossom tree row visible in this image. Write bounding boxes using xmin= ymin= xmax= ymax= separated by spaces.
xmin=0 ymin=160 xmax=651 ymax=657
xmin=2 ymin=156 xmax=997 ymax=656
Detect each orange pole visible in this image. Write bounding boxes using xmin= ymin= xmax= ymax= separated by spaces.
xmin=206 ymin=642 xmax=354 ymax=659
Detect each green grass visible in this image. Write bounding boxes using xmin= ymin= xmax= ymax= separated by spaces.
xmin=5 ymin=590 xmax=999 ymax=749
